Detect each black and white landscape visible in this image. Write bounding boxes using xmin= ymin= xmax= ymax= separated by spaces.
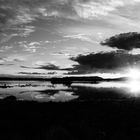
xmin=1 ymin=0 xmax=140 ymax=139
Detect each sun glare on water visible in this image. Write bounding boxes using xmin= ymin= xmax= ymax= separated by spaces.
xmin=127 ymin=69 xmax=140 ymax=93
xmin=128 ymin=69 xmax=140 ymax=80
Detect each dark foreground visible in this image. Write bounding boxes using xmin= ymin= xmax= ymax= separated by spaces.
xmin=0 ymin=97 xmax=140 ymax=140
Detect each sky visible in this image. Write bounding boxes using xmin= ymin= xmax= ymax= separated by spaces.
xmin=1 ymin=0 xmax=140 ymax=77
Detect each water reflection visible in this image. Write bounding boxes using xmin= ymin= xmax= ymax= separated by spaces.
xmin=17 ymin=91 xmax=78 ymax=102
xmin=0 ymin=80 xmax=140 ymax=102
xmin=72 ymin=80 xmax=140 ymax=98
xmin=127 ymin=80 xmax=140 ymax=95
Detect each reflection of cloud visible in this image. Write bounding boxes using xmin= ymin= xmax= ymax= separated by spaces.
xmin=0 ymin=80 xmax=79 ymax=102
xmin=72 ymin=82 xmax=127 ymax=89
xmin=49 ymin=91 xmax=78 ymax=102
xmin=19 ymin=91 xmax=78 ymax=102
xmin=128 ymin=80 xmax=140 ymax=93
xmin=72 ymin=80 xmax=140 ymax=97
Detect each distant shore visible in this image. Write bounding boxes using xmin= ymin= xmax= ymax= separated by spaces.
xmin=0 ymin=75 xmax=127 ymax=82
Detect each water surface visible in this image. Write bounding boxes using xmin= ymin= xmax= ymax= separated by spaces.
xmin=0 ymin=80 xmax=139 ymax=102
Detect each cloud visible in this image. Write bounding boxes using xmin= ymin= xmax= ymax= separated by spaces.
xmin=72 ymin=0 xmax=140 ymax=19
xmin=21 ymin=50 xmax=140 ymax=74
xmin=18 ymin=72 xmax=46 ymax=75
xmin=0 ymin=0 xmax=140 ymax=44
xmin=3 ymin=55 xmax=26 ymax=62
xmin=21 ymin=61 xmax=61 ymax=70
xmin=0 ymin=58 xmax=14 ymax=66
xmin=51 ymin=52 xmax=72 ymax=57
xmin=64 ymin=34 xmax=99 ymax=43
xmin=35 ymin=61 xmax=50 ymax=66
xmin=73 ymin=1 xmax=117 ymax=19
xmin=36 ymin=63 xmax=60 ymax=70
xmin=0 ymin=58 xmax=5 ymax=64
xmin=0 ymin=0 xmax=67 ymax=43
xmin=70 ymin=51 xmax=140 ymax=73
xmin=0 ymin=55 xmax=26 ymax=67
xmin=0 ymin=3 xmax=36 ymax=43
xmin=0 ymin=63 xmax=14 ymax=66
xmin=20 ymin=66 xmax=31 ymax=69
xmin=47 ymin=71 xmax=57 ymax=75
xmin=101 ymin=32 xmax=140 ymax=51
xmin=18 ymin=41 xmax=41 ymax=53
xmin=22 ymin=61 xmax=72 ymax=72
xmin=20 ymin=64 xmax=67 ymax=75
xmin=0 ymin=45 xmax=13 ymax=51
xmin=29 ymin=42 xmax=40 ymax=46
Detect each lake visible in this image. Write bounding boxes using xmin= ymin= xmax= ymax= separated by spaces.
xmin=1 ymin=80 xmax=140 ymax=140
xmin=0 ymin=80 xmax=139 ymax=102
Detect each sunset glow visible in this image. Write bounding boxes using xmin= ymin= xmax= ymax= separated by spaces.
xmin=127 ymin=69 xmax=140 ymax=80
xmin=126 ymin=68 xmax=140 ymax=94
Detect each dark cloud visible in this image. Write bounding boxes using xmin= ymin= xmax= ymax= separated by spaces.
xmin=20 ymin=66 xmax=31 ymax=68
xmin=0 ymin=7 xmax=15 ymax=25
xmin=70 ymin=51 xmax=140 ymax=73
xmin=13 ymin=59 xmax=25 ymax=62
xmin=35 ymin=63 xmax=74 ymax=72
xmin=47 ymin=72 xmax=57 ymax=75
xmin=21 ymin=50 xmax=140 ymax=74
xmin=21 ymin=63 xmax=61 ymax=70
xmin=36 ymin=63 xmax=60 ymax=70
xmin=20 ymin=66 xmax=57 ymax=75
xmin=0 ymin=63 xmax=14 ymax=66
xmin=101 ymin=32 xmax=140 ymax=51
